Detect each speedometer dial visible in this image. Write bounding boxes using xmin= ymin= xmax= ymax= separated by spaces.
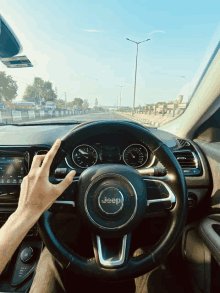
xmin=72 ymin=144 xmax=98 ymax=168
xmin=123 ymin=144 xmax=148 ymax=168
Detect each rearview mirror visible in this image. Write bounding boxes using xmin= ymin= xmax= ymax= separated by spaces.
xmin=0 ymin=14 xmax=21 ymax=58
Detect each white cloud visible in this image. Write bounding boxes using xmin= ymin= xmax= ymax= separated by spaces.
xmin=149 ymin=30 xmax=165 ymax=35
xmin=82 ymin=29 xmax=104 ymax=33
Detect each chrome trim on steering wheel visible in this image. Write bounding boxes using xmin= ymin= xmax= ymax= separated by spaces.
xmin=54 ymin=201 xmax=75 ymax=207
xmin=96 ymin=235 xmax=127 ymax=267
xmin=144 ymin=179 xmax=176 ymax=209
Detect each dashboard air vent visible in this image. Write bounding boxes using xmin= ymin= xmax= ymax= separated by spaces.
xmin=176 ymin=139 xmax=191 ymax=147
xmin=173 ymin=150 xmax=197 ymax=169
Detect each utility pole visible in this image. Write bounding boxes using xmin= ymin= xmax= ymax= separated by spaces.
xmin=126 ymin=38 xmax=150 ymax=115
xmin=58 ymin=88 xmax=74 ymax=109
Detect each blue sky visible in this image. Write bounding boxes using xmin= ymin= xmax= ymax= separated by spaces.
xmin=1 ymin=0 xmax=220 ymax=107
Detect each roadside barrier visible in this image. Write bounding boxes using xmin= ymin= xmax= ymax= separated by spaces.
xmin=117 ymin=111 xmax=182 ymax=127
xmin=0 ymin=109 xmax=86 ymax=124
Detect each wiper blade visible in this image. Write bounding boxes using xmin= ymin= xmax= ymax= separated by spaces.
xmin=0 ymin=121 xmax=82 ymax=126
xmin=0 ymin=123 xmax=20 ymax=126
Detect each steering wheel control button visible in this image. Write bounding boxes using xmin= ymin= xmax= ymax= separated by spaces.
xmin=98 ymin=187 xmax=124 ymax=215
xmin=20 ymin=247 xmax=34 ymax=263
xmin=54 ymin=168 xmax=72 ymax=178
xmin=54 ymin=168 xmax=67 ymax=177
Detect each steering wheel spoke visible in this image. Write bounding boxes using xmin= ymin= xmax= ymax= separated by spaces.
xmin=144 ymin=178 xmax=176 ymax=213
xmin=91 ymin=233 xmax=132 ymax=269
xmin=49 ymin=178 xmax=79 ymax=214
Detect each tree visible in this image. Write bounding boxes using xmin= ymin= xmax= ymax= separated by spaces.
xmin=83 ymin=99 xmax=89 ymax=109
xmin=22 ymin=85 xmax=38 ymax=104
xmin=0 ymin=71 xmax=18 ymax=102
xmin=66 ymin=101 xmax=74 ymax=109
xmin=43 ymin=81 xmax=57 ymax=103
xmin=23 ymin=77 xmax=57 ymax=105
xmin=73 ymin=97 xmax=83 ymax=106
xmin=56 ymin=99 xmax=66 ymax=109
xmin=66 ymin=98 xmax=83 ymax=109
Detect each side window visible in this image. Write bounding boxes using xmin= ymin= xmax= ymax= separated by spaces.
xmin=195 ymin=108 xmax=220 ymax=142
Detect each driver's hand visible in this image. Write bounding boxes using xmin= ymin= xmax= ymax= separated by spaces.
xmin=16 ymin=139 xmax=76 ymax=218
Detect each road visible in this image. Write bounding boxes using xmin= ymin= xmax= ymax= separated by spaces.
xmin=27 ymin=111 xmax=135 ymax=124
xmin=3 ymin=111 xmax=152 ymax=127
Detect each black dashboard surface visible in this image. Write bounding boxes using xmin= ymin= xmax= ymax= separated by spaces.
xmin=0 ymin=124 xmax=178 ymax=148
xmin=0 ymin=125 xmax=76 ymax=145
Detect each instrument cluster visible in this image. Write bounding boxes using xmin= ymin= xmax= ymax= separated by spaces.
xmin=71 ymin=143 xmax=155 ymax=169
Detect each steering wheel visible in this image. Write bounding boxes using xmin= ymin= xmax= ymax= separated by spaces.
xmin=37 ymin=121 xmax=188 ymax=282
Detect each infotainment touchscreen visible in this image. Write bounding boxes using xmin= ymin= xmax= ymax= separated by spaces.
xmin=0 ymin=157 xmax=25 ymax=184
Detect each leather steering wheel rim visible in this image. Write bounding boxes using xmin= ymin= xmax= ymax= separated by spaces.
xmin=37 ymin=120 xmax=188 ymax=282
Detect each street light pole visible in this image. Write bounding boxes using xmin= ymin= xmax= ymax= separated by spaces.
xmin=117 ymin=85 xmax=125 ymax=108
xmin=126 ymin=38 xmax=150 ymax=115
xmin=133 ymin=43 xmax=138 ymax=113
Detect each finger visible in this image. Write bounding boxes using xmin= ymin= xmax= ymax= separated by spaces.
xmin=20 ymin=175 xmax=28 ymax=188
xmin=30 ymin=155 xmax=47 ymax=170
xmin=41 ymin=139 xmax=61 ymax=173
xmin=47 ymin=203 xmax=53 ymax=211
xmin=55 ymin=170 xmax=76 ymax=196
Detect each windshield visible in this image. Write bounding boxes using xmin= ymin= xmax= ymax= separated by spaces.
xmin=0 ymin=2 xmax=219 ymax=127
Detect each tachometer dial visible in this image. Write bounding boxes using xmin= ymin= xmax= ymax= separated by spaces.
xmin=123 ymin=144 xmax=148 ymax=168
xmin=72 ymin=144 xmax=98 ymax=168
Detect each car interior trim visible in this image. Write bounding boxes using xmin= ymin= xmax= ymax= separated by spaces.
xmin=96 ymin=234 xmax=127 ymax=267
xmin=53 ymin=201 xmax=75 ymax=207
xmin=144 ymin=179 xmax=176 ymax=207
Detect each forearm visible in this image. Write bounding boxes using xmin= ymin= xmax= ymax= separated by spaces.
xmin=0 ymin=209 xmax=40 ymax=275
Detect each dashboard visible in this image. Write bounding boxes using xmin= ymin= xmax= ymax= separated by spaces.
xmin=0 ymin=122 xmax=211 ymax=226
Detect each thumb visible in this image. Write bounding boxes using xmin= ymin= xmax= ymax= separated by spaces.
xmin=55 ymin=170 xmax=76 ymax=196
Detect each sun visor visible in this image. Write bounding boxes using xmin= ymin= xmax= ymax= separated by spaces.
xmin=0 ymin=14 xmax=22 ymax=58
xmin=0 ymin=55 xmax=33 ymax=68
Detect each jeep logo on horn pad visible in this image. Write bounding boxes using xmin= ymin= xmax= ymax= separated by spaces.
xmin=98 ymin=187 xmax=124 ymax=214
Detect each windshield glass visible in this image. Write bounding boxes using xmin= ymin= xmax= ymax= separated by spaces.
xmin=0 ymin=2 xmax=219 ymax=127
